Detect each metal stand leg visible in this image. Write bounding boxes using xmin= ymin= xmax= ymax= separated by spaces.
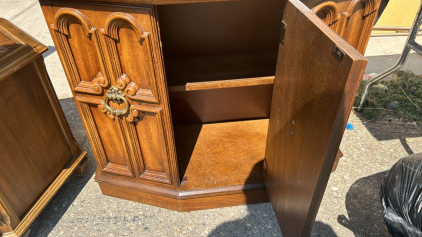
xmin=357 ymin=2 xmax=422 ymax=111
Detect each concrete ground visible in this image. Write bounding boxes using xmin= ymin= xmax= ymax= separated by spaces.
xmin=1 ymin=1 xmax=422 ymax=236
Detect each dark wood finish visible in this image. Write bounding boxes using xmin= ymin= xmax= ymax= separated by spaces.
xmin=0 ymin=18 xmax=86 ymax=237
xmin=263 ymin=1 xmax=367 ymax=236
xmin=156 ymin=1 xmax=284 ymax=59
xmin=38 ymin=0 xmax=372 ymax=236
xmin=169 ymin=84 xmax=273 ymax=124
xmin=332 ymin=149 xmax=344 ymax=172
xmin=164 ymin=53 xmax=278 ymax=86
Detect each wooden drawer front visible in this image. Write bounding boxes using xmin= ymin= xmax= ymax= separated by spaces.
xmin=42 ymin=2 xmax=179 ymax=186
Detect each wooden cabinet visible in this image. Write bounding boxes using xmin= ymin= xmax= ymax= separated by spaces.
xmin=0 ymin=19 xmax=87 ymax=237
xmin=39 ymin=0 xmax=378 ymax=235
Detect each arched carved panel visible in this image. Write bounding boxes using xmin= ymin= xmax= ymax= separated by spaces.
xmin=51 ymin=8 xmax=109 ymax=95
xmin=338 ymin=0 xmax=379 ymax=54
xmin=101 ymin=12 xmax=159 ymax=104
xmin=312 ymin=2 xmax=340 ymax=33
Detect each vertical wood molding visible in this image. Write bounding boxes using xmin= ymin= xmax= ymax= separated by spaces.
xmin=114 ymin=118 xmax=137 ymax=177
xmin=148 ymin=7 xmax=180 ymax=185
xmin=122 ymin=120 xmax=144 ymax=177
xmin=76 ymin=98 xmax=138 ymax=178
xmin=126 ymin=105 xmax=174 ymax=184
xmin=77 ymin=101 xmax=109 ymax=169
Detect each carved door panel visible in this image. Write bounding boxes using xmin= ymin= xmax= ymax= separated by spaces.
xmin=339 ymin=0 xmax=380 ymax=54
xmin=265 ymin=0 xmax=367 ymax=236
xmin=51 ymin=8 xmax=109 ymax=95
xmin=46 ymin=4 xmax=179 ymax=185
xmin=307 ymin=0 xmax=381 ymax=54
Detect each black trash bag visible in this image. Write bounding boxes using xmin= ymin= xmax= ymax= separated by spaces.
xmin=381 ymin=153 xmax=422 ymax=237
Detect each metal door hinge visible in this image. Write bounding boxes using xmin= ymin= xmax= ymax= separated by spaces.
xmin=333 ymin=45 xmax=344 ymax=60
xmin=264 ymin=158 xmax=268 ymax=174
xmin=280 ymin=20 xmax=287 ymax=45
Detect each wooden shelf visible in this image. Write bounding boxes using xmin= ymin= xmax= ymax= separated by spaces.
xmin=164 ymin=53 xmax=278 ymax=87
xmin=168 ymin=76 xmax=274 ymax=92
xmin=173 ymin=119 xmax=269 ymax=191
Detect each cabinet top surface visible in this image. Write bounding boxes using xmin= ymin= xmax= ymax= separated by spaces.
xmin=0 ymin=18 xmax=47 ymax=79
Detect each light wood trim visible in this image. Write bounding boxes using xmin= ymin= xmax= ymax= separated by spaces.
xmin=4 ymin=151 xmax=87 ymax=237
xmin=0 ymin=192 xmax=19 ymax=234
xmin=96 ymin=173 xmax=266 ymax=199
xmin=168 ymin=76 xmax=275 ymax=92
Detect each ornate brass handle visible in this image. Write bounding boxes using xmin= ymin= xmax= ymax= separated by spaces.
xmin=103 ymin=86 xmax=129 ymax=116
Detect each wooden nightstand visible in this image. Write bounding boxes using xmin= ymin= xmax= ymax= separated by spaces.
xmin=0 ymin=18 xmax=87 ymax=237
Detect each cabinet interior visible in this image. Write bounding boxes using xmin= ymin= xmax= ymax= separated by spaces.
xmin=157 ymin=0 xmax=285 ymax=184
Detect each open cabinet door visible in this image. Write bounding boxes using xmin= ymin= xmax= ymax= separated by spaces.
xmin=263 ymin=0 xmax=367 ymax=236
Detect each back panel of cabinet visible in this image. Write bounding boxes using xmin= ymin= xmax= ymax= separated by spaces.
xmin=158 ymin=0 xmax=285 ymax=125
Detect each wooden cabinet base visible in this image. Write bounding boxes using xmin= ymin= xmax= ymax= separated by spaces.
xmin=95 ymin=118 xmax=269 ymax=211
xmin=98 ymin=179 xmax=269 ymax=212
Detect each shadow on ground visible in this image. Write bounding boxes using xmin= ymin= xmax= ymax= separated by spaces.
xmin=208 ymin=205 xmax=337 ymax=237
xmin=337 ymin=171 xmax=390 ymax=236
xmin=27 ymin=99 xmax=393 ymax=237
xmin=28 ymin=98 xmax=97 ymax=237
xmin=209 ymin=214 xmax=337 ymax=237
xmin=208 ymin=163 xmax=338 ymax=237
xmin=357 ymin=112 xmax=421 ymax=155
xmin=42 ymin=46 xmax=56 ymax=58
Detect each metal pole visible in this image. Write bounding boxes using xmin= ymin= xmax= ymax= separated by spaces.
xmin=357 ymin=1 xmax=422 ymax=111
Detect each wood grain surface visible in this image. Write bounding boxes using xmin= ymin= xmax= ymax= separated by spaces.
xmin=263 ymin=0 xmax=367 ymax=236
xmin=0 ymin=19 xmax=86 ymax=236
xmin=38 ymin=0 xmax=375 ymax=224
xmin=41 ymin=2 xmax=180 ymax=186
